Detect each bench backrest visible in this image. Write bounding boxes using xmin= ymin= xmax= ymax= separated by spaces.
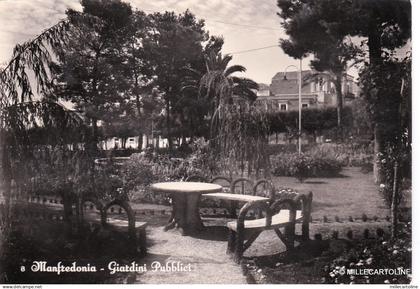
xmin=231 ymin=178 xmax=254 ymax=195
xmin=82 ymin=197 xmax=137 ymax=240
xmin=103 ymin=199 xmax=137 ymax=239
xmin=210 ymin=176 xmax=232 ymax=193
xmin=253 ymin=179 xmax=275 ymax=198
xmin=185 ymin=175 xmax=208 ymax=182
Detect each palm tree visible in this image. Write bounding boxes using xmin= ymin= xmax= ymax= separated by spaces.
xmin=200 ymin=51 xmax=258 ymax=108
xmin=198 ymin=51 xmax=258 ymax=137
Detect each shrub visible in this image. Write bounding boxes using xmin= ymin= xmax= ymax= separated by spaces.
xmin=271 ymin=152 xmax=343 ymax=181
xmin=119 ymin=139 xmax=219 ymax=204
xmin=311 ymin=156 xmax=342 ymax=177
xmin=288 ymin=154 xmax=313 ymax=182
xmin=301 ymin=143 xmax=374 ymax=172
xmin=120 ymin=154 xmax=157 ymax=192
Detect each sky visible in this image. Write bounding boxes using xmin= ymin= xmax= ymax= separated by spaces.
xmin=0 ymin=0 xmax=316 ymax=85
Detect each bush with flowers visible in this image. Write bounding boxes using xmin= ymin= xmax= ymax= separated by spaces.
xmin=376 ymin=144 xmax=411 ymax=209
xmin=321 ymin=222 xmax=412 ymax=284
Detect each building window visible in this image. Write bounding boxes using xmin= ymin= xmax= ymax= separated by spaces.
xmin=302 ymin=103 xmax=309 ymax=109
xmin=279 ymin=103 xmax=288 ymax=111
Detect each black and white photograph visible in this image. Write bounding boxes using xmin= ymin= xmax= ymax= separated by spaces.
xmin=0 ymin=0 xmax=414 ymax=285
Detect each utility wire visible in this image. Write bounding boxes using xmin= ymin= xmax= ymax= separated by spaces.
xmin=141 ymin=8 xmax=282 ymax=31
xmin=0 ymin=29 xmax=37 ymax=37
xmin=207 ymin=20 xmax=282 ymax=31
xmin=226 ymin=45 xmax=280 ymax=55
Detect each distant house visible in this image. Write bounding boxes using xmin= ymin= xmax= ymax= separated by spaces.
xmin=69 ymin=114 xmax=166 ymax=151
xmin=256 ymin=70 xmax=358 ymax=111
xmin=256 ymin=83 xmax=270 ymax=97
xmin=98 ymin=135 xmax=168 ymax=151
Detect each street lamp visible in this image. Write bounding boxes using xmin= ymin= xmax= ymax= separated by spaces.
xmin=283 ymin=59 xmax=303 ymax=154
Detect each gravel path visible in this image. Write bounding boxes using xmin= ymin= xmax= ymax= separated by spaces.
xmin=134 ymin=219 xmax=247 ymax=284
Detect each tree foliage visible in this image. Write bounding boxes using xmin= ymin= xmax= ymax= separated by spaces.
xmin=0 ymin=20 xmax=70 ymax=107
xmin=0 ymin=5 xmax=95 ymax=227
xmin=359 ymin=54 xmax=411 ymax=210
xmin=142 ymin=10 xmax=209 ymax=151
xmin=278 ymin=0 xmax=411 ymax=193
xmin=53 ymin=0 xmax=134 ymax=144
xmin=213 ymin=104 xmax=270 ymax=178
xmin=277 ymin=0 xmax=362 ymax=132
xmin=194 ymin=48 xmax=258 ymax=143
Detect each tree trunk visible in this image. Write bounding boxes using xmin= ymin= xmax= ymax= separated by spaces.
xmin=373 ymin=124 xmax=385 ymax=184
xmin=391 ymin=161 xmax=399 ymax=238
xmin=62 ymin=191 xmax=73 ymax=236
xmin=0 ymin=132 xmax=12 ymax=224
xmin=134 ymin=79 xmax=144 ymax=151
xmin=75 ymin=196 xmax=83 ymax=235
xmin=91 ymin=117 xmax=99 ymax=155
xmin=390 ymin=77 xmax=405 ymax=238
xmin=368 ymin=29 xmax=382 ymax=67
xmin=145 ymin=134 xmax=149 ymax=148
xmin=368 ymin=27 xmax=385 ymax=183
xmin=333 ymin=74 xmax=343 ymax=141
xmin=165 ymin=98 xmax=173 ymax=154
xmin=138 ymin=134 xmax=143 ymax=150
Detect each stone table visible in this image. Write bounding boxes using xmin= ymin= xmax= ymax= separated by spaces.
xmin=151 ymin=182 xmax=222 ymax=235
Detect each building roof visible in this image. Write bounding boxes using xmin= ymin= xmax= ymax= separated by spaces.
xmin=270 ymin=70 xmax=316 ymax=95
xmin=257 ymin=83 xmax=270 ymax=91
xmin=271 ymin=70 xmax=313 ymax=81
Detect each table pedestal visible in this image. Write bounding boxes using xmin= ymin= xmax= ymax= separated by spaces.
xmin=164 ymin=193 xmax=204 ymax=235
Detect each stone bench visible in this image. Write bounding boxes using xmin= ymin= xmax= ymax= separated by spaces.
xmin=226 ymin=192 xmax=312 ymax=263
xmin=82 ymin=198 xmax=147 ymax=256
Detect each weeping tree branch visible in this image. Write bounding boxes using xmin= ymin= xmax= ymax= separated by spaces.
xmin=0 ymin=16 xmax=102 ymax=229
xmin=0 ymin=19 xmax=70 ymax=108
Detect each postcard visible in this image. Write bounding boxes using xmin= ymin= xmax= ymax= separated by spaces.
xmin=0 ymin=0 xmax=413 ymax=286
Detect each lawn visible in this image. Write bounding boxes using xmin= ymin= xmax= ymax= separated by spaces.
xmin=126 ymin=166 xmax=402 ymax=221
xmin=271 ymin=167 xmax=392 ymax=220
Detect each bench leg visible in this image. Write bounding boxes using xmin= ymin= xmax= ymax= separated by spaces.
xmin=234 ymin=231 xmax=244 ymax=264
xmin=128 ymin=234 xmax=138 ymax=255
xmin=275 ymin=226 xmax=295 ymax=252
xmin=229 ymin=231 xmax=261 ymax=261
xmin=227 ymin=229 xmax=236 ymax=254
xmin=138 ymin=228 xmax=147 ymax=257
xmin=164 ymin=218 xmax=176 ymax=231
xmin=302 ymin=220 xmax=310 ymax=241
xmin=229 ymin=201 xmax=237 ymax=218
xmin=243 ymin=231 xmax=261 ymax=252
xmin=285 ymin=222 xmax=296 ymax=251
